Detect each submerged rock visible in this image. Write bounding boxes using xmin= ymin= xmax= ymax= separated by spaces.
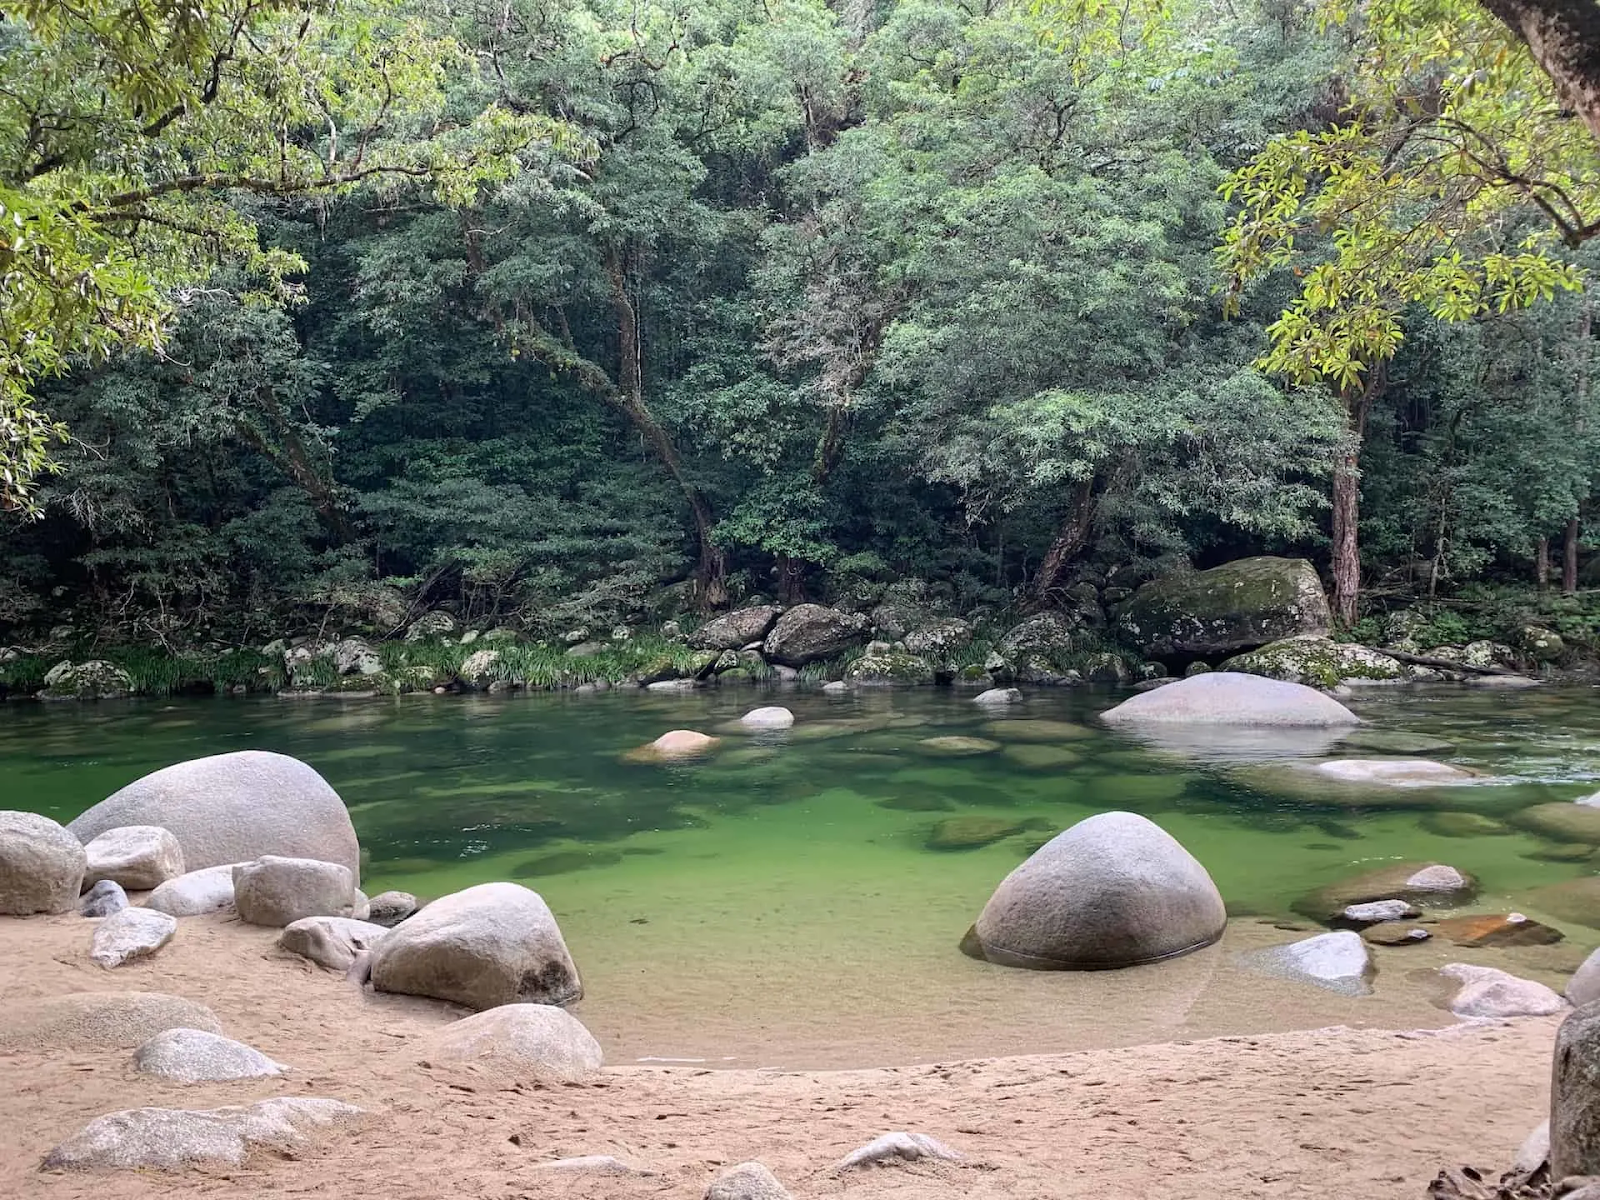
xmin=1434 ymin=913 xmax=1563 ymax=948
xmin=1243 ymin=931 xmax=1373 ymax=996
xmin=1001 ymin=743 xmax=1082 ymax=770
xmin=83 ymin=825 xmax=185 ymax=891
xmin=0 ymin=810 xmax=87 ymax=915
xmin=1294 ymin=862 xmax=1477 ymax=922
xmin=1312 ymin=759 xmax=1476 ymax=787
xmin=926 ymin=816 xmax=1041 ymax=852
xmin=739 ymin=706 xmax=794 ymax=730
xmin=973 ymin=688 xmax=1024 ymax=706
xmin=627 ymin=730 xmax=720 ymax=762
xmin=1114 ymin=556 xmax=1331 ymax=659
xmin=133 ymin=1029 xmax=287 ymax=1083
xmin=1100 ymin=672 xmax=1359 ymax=727
xmin=1341 ymin=900 xmax=1420 ymax=924
xmin=90 ymin=907 xmax=177 ymax=968
xmin=1361 ymin=924 xmax=1430 ymax=946
xmin=966 ymin=811 xmax=1225 ymax=969
xmin=68 ymin=750 xmax=361 ymax=880
xmin=418 ymin=1003 xmax=602 ymax=1085
xmin=1441 ymin=963 xmax=1564 ymax=1018
xmin=1338 ymin=730 xmax=1457 ymax=756
xmin=916 ymin=736 xmax=1001 ymax=757
xmin=1527 ymin=876 xmax=1600 ymax=928
xmin=1421 ymin=812 xmax=1510 ymax=839
xmin=980 ymin=718 xmax=1094 ymax=742
xmin=1516 ymin=802 xmax=1600 ymax=845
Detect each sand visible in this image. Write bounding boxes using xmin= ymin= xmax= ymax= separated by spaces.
xmin=0 ymin=910 xmax=1562 ymax=1199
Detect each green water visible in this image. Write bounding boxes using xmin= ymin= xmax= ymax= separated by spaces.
xmin=6 ymin=683 xmax=1600 ymax=1066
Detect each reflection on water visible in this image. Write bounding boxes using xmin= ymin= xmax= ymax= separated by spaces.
xmin=3 ymin=681 xmax=1600 ymax=1066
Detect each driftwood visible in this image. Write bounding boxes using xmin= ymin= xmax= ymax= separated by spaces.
xmin=1383 ymin=649 xmax=1521 ymax=677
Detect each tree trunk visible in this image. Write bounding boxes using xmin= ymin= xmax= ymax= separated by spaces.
xmin=1478 ymin=0 xmax=1600 ymax=151
xmin=1030 ymin=476 xmax=1096 ymax=605
xmin=1565 ymin=515 xmax=1581 ymax=593
xmin=605 ymin=250 xmax=727 ymax=608
xmin=238 ymin=389 xmax=352 ymax=543
xmin=1330 ymin=369 xmax=1386 ymax=627
xmin=1538 ymin=536 xmax=1551 ymax=589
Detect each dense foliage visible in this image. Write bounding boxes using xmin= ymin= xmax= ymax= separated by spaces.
xmin=3 ymin=0 xmax=1600 ymax=645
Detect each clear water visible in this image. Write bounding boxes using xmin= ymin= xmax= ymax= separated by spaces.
xmin=5 ymin=683 xmax=1600 ymax=1067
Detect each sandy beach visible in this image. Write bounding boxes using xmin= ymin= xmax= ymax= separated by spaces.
xmin=0 ymin=909 xmax=1560 ymax=1200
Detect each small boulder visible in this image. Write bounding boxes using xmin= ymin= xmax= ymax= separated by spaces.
xmin=705 ymin=1161 xmax=793 ymax=1200
xmin=1221 ymin=636 xmax=1409 ymax=688
xmin=133 ymin=1029 xmax=287 ymax=1082
xmin=997 ymin=613 xmax=1079 ymax=667
xmin=1556 ymin=1003 xmax=1600 ymax=1179
xmin=689 ymin=606 xmax=782 ymax=651
xmin=974 ymin=688 xmax=1023 ymax=706
xmin=1361 ymin=924 xmax=1431 ymax=947
xmin=69 ymin=750 xmax=361 ymax=880
xmin=628 ymin=730 xmax=720 ymax=762
xmin=0 ymin=991 xmax=222 ymax=1051
xmin=1434 ymin=913 xmax=1563 ymax=948
xmin=1569 ymin=947 xmax=1600 ymax=1007
xmin=762 ymin=604 xmax=870 ymax=667
xmin=232 ymin=856 xmax=357 ymax=928
xmin=405 ymin=611 xmax=458 ymax=641
xmin=1100 ymin=672 xmax=1359 ymax=727
xmin=83 ymin=825 xmax=185 ymax=891
xmin=739 ymin=706 xmax=794 ymax=730
xmin=1517 ymin=803 xmax=1600 ymax=845
xmin=80 ymin=879 xmax=128 ymax=917
xmin=1243 ymin=931 xmax=1373 ymax=996
xmin=844 ymin=648 xmax=935 ymax=685
xmin=965 ymin=812 xmax=1225 ymax=969
xmin=1420 ymin=812 xmax=1509 ymax=838
xmin=1312 ymin=759 xmax=1477 ymax=787
xmin=39 ymin=659 xmax=133 ymax=700
xmin=369 ymin=881 xmax=581 ymax=1010
xmin=278 ymin=916 xmax=390 ymax=972
xmin=836 ymin=1132 xmax=963 ymax=1170
xmin=903 ymin=618 xmax=973 ymax=658
xmin=42 ymin=1098 xmax=361 ymax=1171
xmin=916 ymin=736 xmax=1001 ymax=757
xmin=1341 ymin=900 xmax=1420 ymax=924
xmin=1440 ymin=963 xmax=1565 ymax=1018
xmin=366 ymin=890 xmax=419 ymax=928
xmin=0 ymin=810 xmax=87 ymax=914
xmin=146 ymin=863 xmax=240 ymax=916
xmin=90 ymin=907 xmax=177 ymax=968
xmin=418 ymin=1003 xmax=602 ymax=1085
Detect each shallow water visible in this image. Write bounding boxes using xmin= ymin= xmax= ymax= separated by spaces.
xmin=5 ymin=683 xmax=1600 ymax=1067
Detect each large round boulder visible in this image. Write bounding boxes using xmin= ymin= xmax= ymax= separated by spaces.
xmin=68 ymin=751 xmax=360 ymax=881
xmin=963 ymin=812 xmax=1226 ymax=969
xmin=689 ymin=606 xmax=782 ymax=651
xmin=369 ymin=882 xmax=581 ymax=1010
xmin=762 ymin=604 xmax=870 ymax=667
xmin=1114 ymin=556 xmax=1331 ymax=659
xmin=1100 ymin=672 xmax=1359 ymax=727
xmin=83 ymin=826 xmax=185 ymax=891
xmin=0 ymin=810 xmax=87 ymax=914
xmin=418 ymin=1003 xmax=603 ymax=1085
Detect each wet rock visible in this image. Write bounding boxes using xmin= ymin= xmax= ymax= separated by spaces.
xmin=1466 ymin=674 xmax=1542 ymax=689
xmin=1529 ymin=876 xmax=1600 ymax=929
xmin=1361 ymin=924 xmax=1431 ymax=946
xmin=370 ymin=882 xmax=581 ymax=1010
xmin=1341 ymin=899 xmax=1420 ymax=924
xmin=762 ymin=604 xmax=870 ymax=667
xmin=1312 ymin=759 xmax=1477 ymax=787
xmin=1100 ymin=672 xmax=1359 ymax=727
xmin=146 ymin=863 xmax=240 ymax=917
xmin=627 ymin=730 xmax=720 ymax=762
xmin=1556 ymin=1004 xmax=1600 ymax=1179
xmin=1001 ymin=743 xmax=1082 ymax=770
xmin=973 ymin=688 xmax=1024 ymax=706
xmin=83 ymin=826 xmax=185 ymax=891
xmin=80 ymin=879 xmax=128 ymax=917
xmin=90 ymin=907 xmax=177 ymax=968
xmin=1243 ymin=931 xmax=1373 ymax=996
xmin=133 ymin=1029 xmax=287 ymax=1082
xmin=0 ymin=810 xmax=87 ymax=914
xmin=1294 ymin=862 xmax=1477 ymax=922
xmin=1441 ymin=963 xmax=1565 ymax=1018
xmin=418 ymin=1003 xmax=602 ymax=1085
xmin=1337 ymin=729 xmax=1457 ymax=756
xmin=966 ymin=811 xmax=1225 ymax=969
xmin=0 ymin=991 xmax=222 ymax=1051
xmin=926 ymin=816 xmax=1038 ymax=852
xmin=1568 ymin=947 xmax=1600 ymax=1006
xmin=69 ymin=750 xmax=361 ymax=879
xmin=980 ymin=718 xmax=1094 ymax=742
xmin=1421 ymin=812 xmax=1510 ymax=839
xmin=916 ymin=736 xmax=1001 ymax=757
xmin=366 ymin=890 xmax=418 ymax=927
xmin=836 ymin=1132 xmax=963 ymax=1170
xmin=690 ymin=606 xmax=782 ymax=651
xmin=1517 ymin=803 xmax=1600 ymax=845
xmin=1114 ymin=556 xmax=1331 ymax=659
xmin=1435 ymin=913 xmax=1564 ymax=948
xmin=42 ymin=1097 xmax=361 ymax=1170
xmin=233 ymin=856 xmax=357 ymax=928
xmin=705 ymin=1161 xmax=793 ymax=1200
xmin=278 ymin=916 xmax=390 ymax=972
xmin=739 ymin=706 xmax=794 ymax=730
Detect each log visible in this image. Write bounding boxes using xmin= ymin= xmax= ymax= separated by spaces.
xmin=1381 ymin=649 xmax=1520 ymax=677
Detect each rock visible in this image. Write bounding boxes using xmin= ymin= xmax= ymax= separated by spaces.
xmin=1421 ymin=812 xmax=1510 ymax=838
xmin=916 ymin=736 xmax=1001 ymax=756
xmin=1441 ymin=963 xmax=1565 ymax=1018
xmin=69 ymin=750 xmax=361 ymax=880
xmin=0 ymin=991 xmax=222 ymax=1051
xmin=1338 ymin=729 xmax=1457 ymax=756
xmin=0 ymin=810 xmax=86 ymax=914
xmin=39 ymin=659 xmax=134 ymax=700
xmin=1115 ymin=556 xmax=1331 ymax=659
xmin=821 ymin=680 xmax=849 ymax=694
xmin=739 ymin=706 xmax=794 ymax=730
xmin=457 ymin=649 xmax=502 ymax=691
xmin=367 ymin=890 xmax=418 ymax=927
xmin=459 ymin=629 xmax=482 ymax=646
xmin=42 ymin=1097 xmax=361 ymax=1171
xmin=233 ymin=856 xmax=357 ymax=927
xmin=903 ymin=618 xmax=973 ymax=658
xmin=535 ymin=1155 xmax=655 ymax=1176
xmin=418 ymin=1003 xmax=602 ymax=1085
xmin=1001 ymin=743 xmax=1082 ymax=770
xmin=844 ymin=648 xmax=935 ymax=685
xmin=1518 ymin=803 xmax=1600 ymax=845
xmin=980 ymin=718 xmax=1095 ymax=742
xmin=1244 ymin=931 xmax=1373 ymax=996
xmin=705 ymin=1161 xmax=793 ymax=1200
xmin=1341 ymin=900 xmax=1420 ymax=924
xmin=405 ymin=611 xmax=459 ymax=641
xmin=370 ymin=881 xmax=581 ymax=1010
xmin=974 ymin=688 xmax=1023 ymax=706
xmin=965 ymin=811 xmax=1226 ymax=969
xmin=628 ymin=729 xmax=720 ymax=762
xmin=327 ymin=637 xmax=382 ymax=676
xmin=690 ymin=606 xmax=783 ymax=651
xmin=646 ymin=679 xmax=697 ymax=692
xmin=80 ymin=879 xmax=129 ymax=917
xmin=1528 ymin=877 xmax=1600 ymax=928
xmin=279 ymin=916 xmax=390 ymax=971
xmin=90 ymin=907 xmax=177 ymax=968
xmin=1100 ymin=672 xmax=1359 ymax=727
xmin=1294 ymin=862 xmax=1477 ymax=922
xmin=1362 ymin=924 xmax=1431 ymax=946
xmin=146 ymin=863 xmax=240 ymax=916
xmin=1466 ymin=673 xmax=1542 ymax=689
xmin=926 ymin=816 xmax=1037 ymax=852
xmin=1571 ymin=947 xmax=1600 ymax=1007
xmin=83 ymin=825 xmax=185 ymax=891
xmin=1517 ymin=625 xmax=1566 ymax=662
xmin=1313 ymin=759 xmax=1477 ymax=787
xmin=133 ymin=1029 xmax=287 ymax=1082
xmin=997 ymin=613 xmax=1080 ymax=667
xmin=762 ymin=604 xmax=870 ymax=666
xmin=1435 ymin=913 xmax=1564 ymax=948
xmin=1513 ymin=1119 xmax=1550 ymax=1176
xmin=1557 ymin=1005 xmax=1600 ymax=1179
xmin=1222 ymin=636 xmax=1410 ymax=688
xmin=836 ymin=1132 xmax=963 ymax=1170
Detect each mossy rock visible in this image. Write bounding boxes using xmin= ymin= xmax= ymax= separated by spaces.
xmin=1338 ymin=730 xmax=1457 ymax=756
xmin=844 ymin=650 xmax=936 ymax=686
xmin=1221 ymin=635 xmax=1409 ymax=689
xmin=1114 ymin=556 xmax=1332 ymax=658
xmin=1084 ymin=773 xmax=1193 ymax=807
xmin=1420 ymin=811 xmax=1510 ymax=838
xmin=1000 ymin=743 xmax=1082 ymax=771
xmin=979 ymin=719 xmax=1095 ymax=743
xmin=1526 ymin=844 xmax=1597 ymax=863
xmin=916 ymin=736 xmax=1002 ymax=757
xmin=1514 ymin=802 xmax=1600 ymax=845
xmin=926 ymin=815 xmax=1047 ymax=851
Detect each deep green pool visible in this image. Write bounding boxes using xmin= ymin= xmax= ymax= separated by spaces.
xmin=6 ymin=682 xmax=1600 ymax=1066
